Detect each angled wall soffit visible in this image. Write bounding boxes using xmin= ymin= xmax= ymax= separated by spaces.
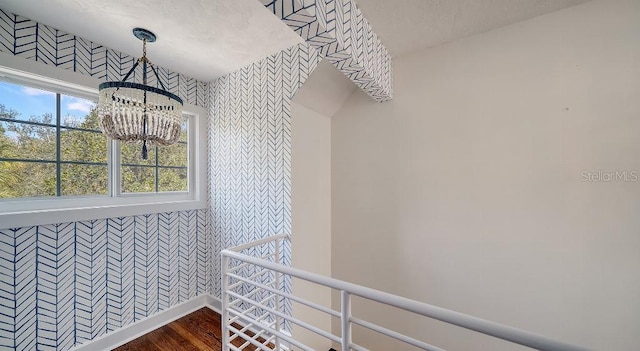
xmin=261 ymin=0 xmax=393 ymax=102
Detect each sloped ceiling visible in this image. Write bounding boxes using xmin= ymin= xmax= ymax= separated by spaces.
xmin=293 ymin=59 xmax=358 ymax=118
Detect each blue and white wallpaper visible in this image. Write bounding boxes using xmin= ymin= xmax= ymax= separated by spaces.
xmin=261 ymin=0 xmax=393 ymax=102
xmin=0 ymin=210 xmax=210 ymax=351
xmin=0 ymin=9 xmax=208 ymax=108
xmin=208 ymin=0 xmax=392 ymax=311
xmin=209 ymin=43 xmax=321 ymax=317
xmin=0 ymin=0 xmax=392 ymax=349
xmin=0 ymin=9 xmax=213 ymax=351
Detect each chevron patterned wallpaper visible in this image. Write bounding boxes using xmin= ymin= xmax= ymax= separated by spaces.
xmin=1 ymin=1 xmax=391 ymax=349
xmin=0 ymin=9 xmax=208 ymax=108
xmin=0 ymin=10 xmax=212 ymax=350
xmin=0 ymin=210 xmax=210 ymax=351
xmin=261 ymin=0 xmax=393 ymax=102
xmin=209 ymin=43 xmax=321 ymax=324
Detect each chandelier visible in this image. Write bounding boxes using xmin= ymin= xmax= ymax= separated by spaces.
xmin=97 ymin=28 xmax=183 ymax=159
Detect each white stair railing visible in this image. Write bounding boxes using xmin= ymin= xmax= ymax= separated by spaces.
xmin=221 ymin=234 xmax=590 ymax=351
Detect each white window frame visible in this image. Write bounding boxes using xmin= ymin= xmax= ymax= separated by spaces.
xmin=0 ymin=59 xmax=207 ymax=228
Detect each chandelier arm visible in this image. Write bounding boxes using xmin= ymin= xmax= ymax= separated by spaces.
xmin=120 ymin=58 xmax=142 ymax=84
xmin=149 ymin=64 xmax=168 ymax=92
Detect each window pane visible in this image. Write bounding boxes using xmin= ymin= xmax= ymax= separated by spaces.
xmin=121 ymin=142 xmax=156 ymax=166
xmin=122 ymin=166 xmax=155 ymax=193
xmin=120 ymin=115 xmax=189 ymax=194
xmin=61 ymin=163 xmax=108 ymax=196
xmin=158 ymin=168 xmax=187 ymax=192
xmin=0 ymin=161 xmax=56 ymax=198
xmin=0 ymin=121 xmax=56 ymax=161
xmin=0 ymin=81 xmax=56 ymax=124
xmin=60 ymin=95 xmax=98 ymax=129
xmin=180 ymin=120 xmax=188 ymax=142
xmin=61 ymin=129 xmax=107 ymax=163
xmin=158 ymin=143 xmax=187 ymax=167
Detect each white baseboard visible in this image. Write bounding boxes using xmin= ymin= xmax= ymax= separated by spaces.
xmin=71 ymin=294 xmax=221 ymax=351
xmin=205 ymin=294 xmax=222 ymax=313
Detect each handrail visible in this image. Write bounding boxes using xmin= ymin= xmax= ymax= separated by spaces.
xmin=221 ymin=234 xmax=591 ymax=351
xmin=226 ymin=233 xmax=288 ymax=252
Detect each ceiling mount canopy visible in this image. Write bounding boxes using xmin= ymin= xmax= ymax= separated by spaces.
xmin=97 ymin=27 xmax=183 ymax=160
xmin=132 ymin=27 xmax=157 ymax=42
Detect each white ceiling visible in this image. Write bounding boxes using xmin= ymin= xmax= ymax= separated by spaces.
xmin=296 ymin=0 xmax=592 ymax=118
xmin=355 ymin=0 xmax=591 ymax=58
xmin=0 ymin=0 xmax=303 ymax=81
xmin=0 ymin=0 xmax=590 ymax=85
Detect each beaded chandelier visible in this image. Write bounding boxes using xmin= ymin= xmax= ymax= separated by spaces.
xmin=97 ymin=28 xmax=183 ymax=159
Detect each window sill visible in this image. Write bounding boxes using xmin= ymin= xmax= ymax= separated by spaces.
xmin=0 ymin=197 xmax=207 ymax=228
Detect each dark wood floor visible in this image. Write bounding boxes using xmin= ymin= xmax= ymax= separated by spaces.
xmin=114 ymin=308 xmax=273 ymax=351
xmin=114 ymin=308 xmax=224 ymax=350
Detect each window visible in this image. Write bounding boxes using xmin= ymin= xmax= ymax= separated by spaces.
xmin=120 ymin=120 xmax=189 ymax=193
xmin=0 ymin=81 xmax=108 ymax=198
xmin=0 ymin=71 xmax=199 ymax=219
